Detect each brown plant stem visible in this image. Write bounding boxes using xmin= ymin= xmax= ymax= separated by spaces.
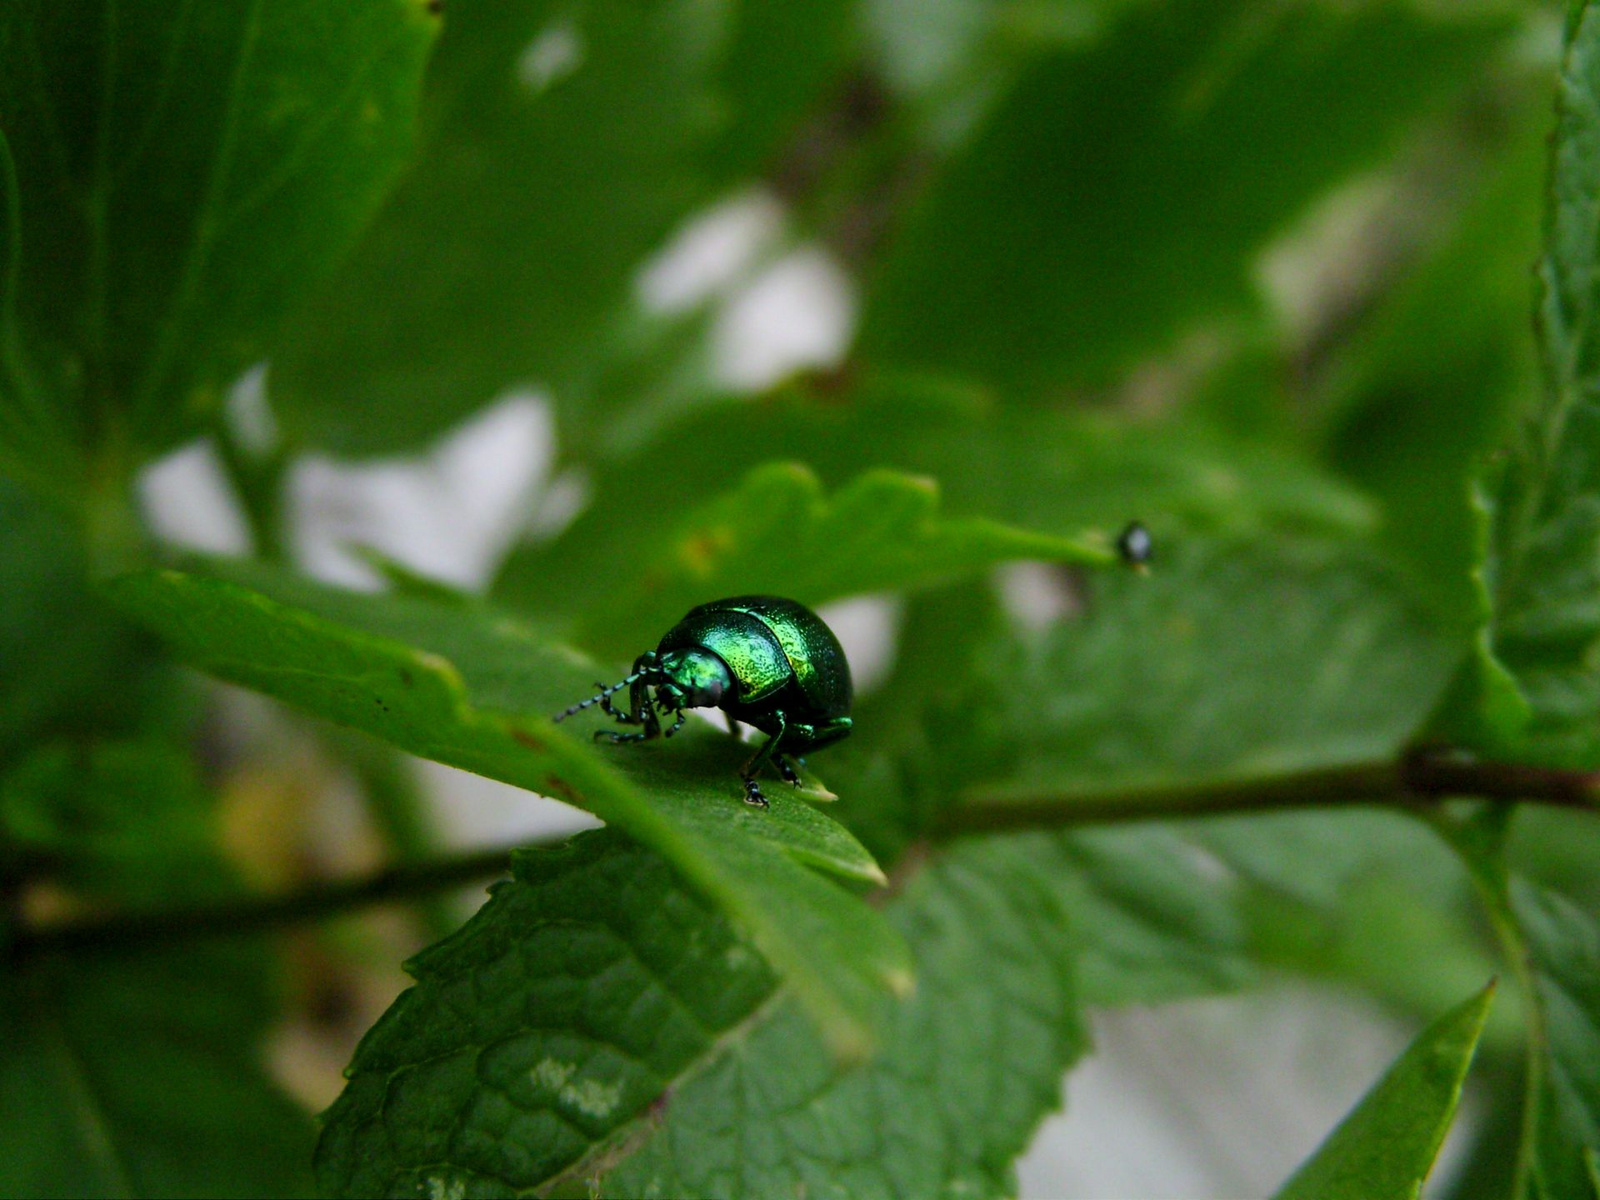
xmin=938 ymin=749 xmax=1600 ymax=837
xmin=13 ymin=750 xmax=1600 ymax=958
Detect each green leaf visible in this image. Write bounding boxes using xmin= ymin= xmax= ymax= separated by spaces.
xmin=1512 ymin=877 xmax=1600 ymax=1200
xmin=1320 ymin=84 xmax=1547 ymax=631
xmin=1460 ymin=0 xmax=1600 ymax=768
xmin=836 ymin=545 xmax=1467 ymax=1011
xmin=577 ymin=461 xmax=1115 ymax=657
xmin=0 ymin=946 xmax=316 ymax=1199
xmin=1273 ymin=983 xmax=1495 ymax=1200
xmin=270 ymin=0 xmax=852 ymax=457
xmin=0 ymin=0 xmax=438 ymax=487
xmin=316 ymin=828 xmax=779 ymax=1196
xmin=106 ymin=561 xmax=907 ymax=1058
xmin=857 ymin=0 xmax=1508 ymax=393
xmin=968 ymin=541 xmax=1468 ymax=1007
xmin=1207 ymin=811 xmax=1512 ymax=1040
xmin=497 ymin=374 xmax=1376 ymax=626
xmin=595 ymin=833 xmax=1088 ymax=1199
xmin=968 ymin=540 xmax=1459 ymax=802
xmin=1055 ymin=825 xmax=1254 ymax=1005
xmin=823 ymin=580 xmax=1256 ymax=1005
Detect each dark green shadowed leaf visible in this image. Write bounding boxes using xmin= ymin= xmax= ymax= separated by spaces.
xmin=1274 ymin=983 xmax=1494 ymax=1200
xmin=105 ymin=562 xmax=907 ymax=1058
xmin=594 ymin=834 xmax=1088 ymax=1200
xmin=1453 ymin=0 xmax=1600 ymax=769
xmin=0 ymin=0 xmax=438 ymax=486
xmin=0 ymin=739 xmax=230 ymax=905
xmin=0 ymin=714 xmax=313 ymax=1198
xmin=0 ymin=946 xmax=316 ymax=1199
xmin=270 ymin=0 xmax=853 ymax=457
xmin=316 ymin=828 xmax=779 ymax=1197
xmin=857 ymin=0 xmax=1508 ymax=393
xmin=577 ymin=462 xmax=1115 ymax=657
xmin=0 ymin=478 xmax=177 ymax=763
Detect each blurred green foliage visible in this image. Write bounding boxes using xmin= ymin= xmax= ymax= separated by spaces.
xmin=4 ymin=0 xmax=1600 ymax=1195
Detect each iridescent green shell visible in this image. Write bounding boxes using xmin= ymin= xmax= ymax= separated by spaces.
xmin=657 ymin=596 xmax=852 ymax=720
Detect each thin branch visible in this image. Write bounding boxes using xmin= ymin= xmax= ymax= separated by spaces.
xmin=17 ymin=749 xmax=1600 ymax=958
xmin=212 ymin=413 xmax=288 ymax=563
xmin=8 ymin=844 xmax=522 ymax=960
xmin=939 ymin=749 xmax=1600 ymax=837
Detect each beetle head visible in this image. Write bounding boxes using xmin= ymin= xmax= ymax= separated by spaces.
xmin=656 ymin=648 xmax=733 ymax=710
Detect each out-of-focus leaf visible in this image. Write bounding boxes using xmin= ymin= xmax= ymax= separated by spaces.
xmin=0 ymin=0 xmax=438 ymax=491
xmin=1273 ymin=984 xmax=1494 ymax=1200
xmin=0 ymin=946 xmax=316 ymax=1199
xmin=271 ymin=0 xmax=852 ymax=457
xmin=595 ymin=834 xmax=1087 ymax=1199
xmin=576 ymin=462 xmax=1115 ymax=657
xmin=107 ymin=561 xmax=907 ymax=1058
xmin=1321 ymin=84 xmax=1547 ymax=630
xmin=1447 ymin=0 xmax=1600 ymax=768
xmin=1203 ymin=810 xmax=1511 ymax=1042
xmin=857 ymin=0 xmax=1508 ymax=393
xmin=0 ymin=739 xmax=228 ymax=904
xmin=496 ymin=374 xmax=1376 ymax=628
xmin=317 ymin=828 xmax=779 ymax=1196
xmin=0 ymin=480 xmax=175 ymax=765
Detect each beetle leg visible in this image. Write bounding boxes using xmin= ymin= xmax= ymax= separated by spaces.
xmin=629 ymin=672 xmax=662 ymax=741
xmin=597 ymin=684 xmax=640 ymax=725
xmin=740 ymin=715 xmax=787 ymax=808
xmin=776 ymin=755 xmax=801 ymax=787
xmin=662 ymin=705 xmax=686 ymax=738
xmin=802 ymin=716 xmax=852 ymax=753
xmin=595 ymin=728 xmax=650 ymax=744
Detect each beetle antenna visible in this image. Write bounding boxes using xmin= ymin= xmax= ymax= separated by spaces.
xmin=554 ymin=670 xmax=647 ymax=722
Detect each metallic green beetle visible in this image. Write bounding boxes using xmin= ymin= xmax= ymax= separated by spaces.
xmin=554 ymin=596 xmax=852 ymax=808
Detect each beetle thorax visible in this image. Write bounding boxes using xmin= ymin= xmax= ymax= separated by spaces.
xmin=656 ymin=648 xmax=733 ymax=710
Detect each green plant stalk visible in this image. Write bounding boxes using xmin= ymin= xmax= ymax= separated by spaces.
xmin=213 ymin=415 xmax=288 ymax=563
xmin=81 ymin=425 xmax=148 ymax=578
